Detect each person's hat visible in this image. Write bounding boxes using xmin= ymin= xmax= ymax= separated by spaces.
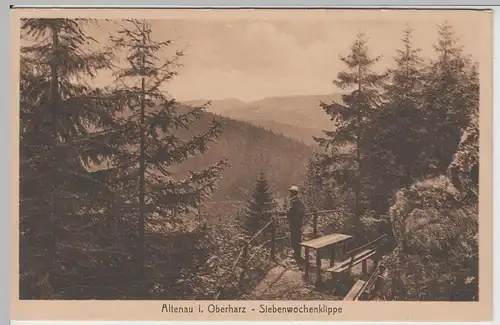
xmin=289 ymin=185 xmax=299 ymax=192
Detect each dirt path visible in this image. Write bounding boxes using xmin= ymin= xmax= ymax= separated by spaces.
xmin=245 ymin=246 xmax=375 ymax=300
xmin=245 ymin=255 xmax=343 ymax=300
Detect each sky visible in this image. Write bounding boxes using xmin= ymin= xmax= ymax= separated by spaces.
xmin=85 ymin=10 xmax=489 ymax=102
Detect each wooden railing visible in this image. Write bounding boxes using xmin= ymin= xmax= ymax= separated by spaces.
xmin=344 ymin=234 xmax=388 ymax=257
xmin=348 ymin=258 xmax=387 ymax=301
xmin=213 ymin=207 xmax=345 ymax=299
xmin=362 ymin=262 xmax=382 ymax=296
xmin=342 ymin=235 xmax=388 ymax=301
xmin=213 ymin=216 xmax=278 ymax=300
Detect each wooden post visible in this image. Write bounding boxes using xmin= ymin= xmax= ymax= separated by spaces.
xmin=373 ymin=246 xmax=381 ymax=267
xmin=362 ymin=259 xmax=368 ymax=275
xmin=304 ymin=247 xmax=310 ymax=279
xmin=243 ymin=243 xmax=249 ymax=265
xmin=238 ymin=243 xmax=249 ymax=289
xmin=347 ymin=254 xmax=355 ymax=276
xmin=313 ymin=212 xmax=318 ymax=237
xmin=271 ymin=215 xmax=276 ymax=261
xmin=330 ymin=245 xmax=336 ymax=267
xmin=279 ymin=217 xmax=284 ymax=256
xmin=335 ymin=242 xmax=346 ymax=263
xmin=315 ymin=249 xmax=322 ymax=287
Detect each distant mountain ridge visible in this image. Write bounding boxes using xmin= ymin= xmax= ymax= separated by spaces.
xmin=185 ymin=98 xmax=247 ymax=116
xmin=183 ymin=93 xmax=342 ymax=145
xmin=169 ymin=105 xmax=315 ymax=201
xmin=246 ymin=120 xmax=323 ymax=146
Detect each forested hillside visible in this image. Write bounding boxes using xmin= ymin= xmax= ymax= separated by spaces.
xmin=18 ymin=16 xmax=483 ymax=303
xmin=238 ymin=119 xmax=323 ymax=146
xmin=171 ymin=105 xmax=315 ymax=201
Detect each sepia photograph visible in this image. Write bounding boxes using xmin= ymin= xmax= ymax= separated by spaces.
xmin=11 ymin=7 xmax=493 ymax=322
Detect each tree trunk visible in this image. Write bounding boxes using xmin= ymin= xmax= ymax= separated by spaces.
xmin=354 ymin=63 xmax=362 ymax=228
xmin=47 ymin=23 xmax=60 ymax=294
xmin=138 ymin=20 xmax=147 ymax=282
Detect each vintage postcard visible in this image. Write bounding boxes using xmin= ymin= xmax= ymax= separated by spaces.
xmin=10 ymin=7 xmax=493 ymax=322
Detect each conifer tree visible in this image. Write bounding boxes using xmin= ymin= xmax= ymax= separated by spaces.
xmin=422 ymin=22 xmax=477 ymax=173
xmin=361 ymin=26 xmax=428 ymax=215
xmin=301 ymin=154 xmax=331 ymax=211
xmin=244 ymin=172 xmax=273 ymax=237
xmin=108 ymin=19 xmax=228 ymax=278
xmin=315 ymin=33 xmax=388 ymax=227
xmin=378 ymin=26 xmax=427 ymax=183
xmin=19 ymin=19 xmax=115 ymax=297
xmin=301 ymin=156 xmax=321 ymax=210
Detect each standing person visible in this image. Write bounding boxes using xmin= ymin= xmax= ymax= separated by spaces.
xmin=287 ymin=185 xmax=306 ymax=262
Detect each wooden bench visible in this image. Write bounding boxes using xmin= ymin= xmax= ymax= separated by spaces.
xmin=344 ymin=279 xmax=366 ymax=301
xmin=300 ymin=233 xmax=353 ymax=286
xmin=327 ymin=247 xmax=377 ymax=273
xmin=328 ymin=234 xmax=387 ymax=276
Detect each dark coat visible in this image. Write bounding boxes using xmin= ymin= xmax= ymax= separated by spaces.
xmin=287 ymin=195 xmax=306 ymax=228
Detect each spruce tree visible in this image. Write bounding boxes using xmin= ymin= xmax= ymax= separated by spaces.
xmin=315 ymin=33 xmax=388 ymax=227
xmin=244 ymin=172 xmax=273 ymax=238
xmin=422 ymin=22 xmax=476 ymax=173
xmin=361 ymin=26 xmax=428 ymax=215
xmin=379 ymin=26 xmax=426 ymax=183
xmin=301 ymin=154 xmax=329 ymax=211
xmin=108 ymin=19 xmax=228 ymax=279
xmin=301 ymin=156 xmax=320 ymax=210
xmin=19 ymin=19 xmax=115 ymax=298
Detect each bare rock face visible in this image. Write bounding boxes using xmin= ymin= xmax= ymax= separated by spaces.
xmin=380 ymin=105 xmax=479 ymax=300
xmin=390 ymin=175 xmax=465 ymax=254
xmin=385 ymin=175 xmax=478 ymax=301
